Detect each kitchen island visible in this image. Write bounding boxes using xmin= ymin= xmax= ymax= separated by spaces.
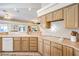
xmin=0 ymin=33 xmax=39 ymax=54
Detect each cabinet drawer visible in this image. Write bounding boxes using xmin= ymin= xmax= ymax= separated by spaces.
xmin=22 ymin=37 xmax=29 ymax=40
xmin=44 ymin=40 xmax=50 ymax=45
xmin=13 ymin=37 xmax=21 ymax=40
xmin=30 ymin=43 xmax=37 ymax=47
xmin=30 ymin=37 xmax=38 ymax=41
xmin=30 ymin=41 xmax=37 ymax=44
xmin=30 ymin=47 xmax=37 ymax=52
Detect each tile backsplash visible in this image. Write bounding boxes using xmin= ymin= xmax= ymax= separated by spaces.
xmin=40 ymin=21 xmax=79 ymax=39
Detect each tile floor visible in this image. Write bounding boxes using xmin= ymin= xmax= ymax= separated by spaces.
xmin=0 ymin=52 xmax=41 ymax=56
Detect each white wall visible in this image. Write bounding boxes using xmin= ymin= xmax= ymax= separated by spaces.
xmin=40 ymin=21 xmax=79 ymax=39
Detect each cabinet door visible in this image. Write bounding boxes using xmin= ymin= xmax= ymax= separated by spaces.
xmin=40 ymin=15 xmax=51 ymax=28
xmin=21 ymin=37 xmax=29 ymax=51
xmin=57 ymin=49 xmax=62 ymax=56
xmin=38 ymin=38 xmax=43 ymax=55
xmin=53 ymin=9 xmax=63 ymax=20
xmin=46 ymin=13 xmax=53 ymax=22
xmin=51 ymin=46 xmax=54 ymax=56
xmin=74 ymin=50 xmax=79 ymax=56
xmin=44 ymin=44 xmax=50 ymax=56
xmin=30 ymin=37 xmax=38 ymax=52
xmin=13 ymin=37 xmax=21 ymax=51
xmin=0 ymin=38 xmax=2 ymax=51
xmin=64 ymin=4 xmax=79 ymax=28
xmin=63 ymin=46 xmax=74 ymax=56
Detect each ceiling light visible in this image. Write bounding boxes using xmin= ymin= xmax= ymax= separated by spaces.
xmin=14 ymin=8 xmax=17 ymax=11
xmin=28 ymin=8 xmax=31 ymax=11
xmin=4 ymin=13 xmax=12 ymax=19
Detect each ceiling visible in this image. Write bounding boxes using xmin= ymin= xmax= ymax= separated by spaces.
xmin=0 ymin=3 xmax=47 ymax=21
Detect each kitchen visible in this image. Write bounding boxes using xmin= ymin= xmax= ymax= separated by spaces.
xmin=0 ymin=3 xmax=79 ymax=56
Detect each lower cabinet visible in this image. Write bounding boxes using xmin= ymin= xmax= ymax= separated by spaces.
xmin=38 ymin=37 xmax=43 ymax=55
xmin=21 ymin=37 xmax=30 ymax=51
xmin=14 ymin=37 xmax=38 ymax=52
xmin=74 ymin=50 xmax=79 ymax=56
xmin=51 ymin=42 xmax=63 ymax=56
xmin=63 ymin=45 xmax=74 ymax=56
xmin=13 ymin=37 xmax=21 ymax=51
xmin=43 ymin=40 xmax=51 ymax=56
xmin=30 ymin=37 xmax=38 ymax=52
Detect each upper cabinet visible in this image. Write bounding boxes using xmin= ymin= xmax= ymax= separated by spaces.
xmin=53 ymin=9 xmax=63 ymax=21
xmin=39 ymin=15 xmax=51 ymax=28
xmin=64 ymin=4 xmax=79 ymax=28
xmin=46 ymin=13 xmax=53 ymax=22
xmin=38 ymin=4 xmax=79 ymax=29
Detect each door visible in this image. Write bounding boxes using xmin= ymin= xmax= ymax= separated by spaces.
xmin=53 ymin=9 xmax=63 ymax=20
xmin=21 ymin=37 xmax=29 ymax=51
xmin=64 ymin=4 xmax=79 ymax=28
xmin=44 ymin=44 xmax=50 ymax=56
xmin=13 ymin=37 xmax=21 ymax=51
xmin=2 ymin=38 xmax=13 ymax=51
xmin=63 ymin=46 xmax=74 ymax=56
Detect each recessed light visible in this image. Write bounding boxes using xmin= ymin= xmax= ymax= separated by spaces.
xmin=28 ymin=8 xmax=31 ymax=11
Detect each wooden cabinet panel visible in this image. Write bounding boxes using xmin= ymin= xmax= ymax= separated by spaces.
xmin=53 ymin=9 xmax=63 ymax=21
xmin=63 ymin=46 xmax=74 ymax=56
xmin=0 ymin=38 xmax=2 ymax=51
xmin=39 ymin=15 xmax=51 ymax=28
xmin=64 ymin=4 xmax=79 ymax=28
xmin=38 ymin=37 xmax=43 ymax=55
xmin=30 ymin=37 xmax=38 ymax=52
xmin=51 ymin=41 xmax=63 ymax=56
xmin=46 ymin=13 xmax=53 ymax=22
xmin=74 ymin=50 xmax=79 ymax=56
xmin=30 ymin=47 xmax=37 ymax=52
xmin=21 ymin=37 xmax=29 ymax=51
xmin=44 ymin=44 xmax=50 ymax=56
xmin=43 ymin=40 xmax=50 ymax=56
xmin=13 ymin=37 xmax=21 ymax=51
xmin=51 ymin=46 xmax=54 ymax=56
xmin=44 ymin=40 xmax=50 ymax=45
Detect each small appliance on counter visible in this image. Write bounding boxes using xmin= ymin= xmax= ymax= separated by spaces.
xmin=70 ymin=31 xmax=78 ymax=42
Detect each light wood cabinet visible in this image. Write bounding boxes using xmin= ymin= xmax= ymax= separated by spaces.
xmin=46 ymin=13 xmax=53 ymax=22
xmin=0 ymin=38 xmax=2 ymax=51
xmin=64 ymin=4 xmax=79 ymax=28
xmin=51 ymin=42 xmax=62 ymax=56
xmin=13 ymin=37 xmax=21 ymax=51
xmin=43 ymin=40 xmax=51 ymax=56
xmin=39 ymin=16 xmax=51 ymax=28
xmin=30 ymin=37 xmax=38 ymax=52
xmin=74 ymin=50 xmax=79 ymax=56
xmin=38 ymin=37 xmax=43 ymax=55
xmin=63 ymin=45 xmax=74 ymax=56
xmin=53 ymin=9 xmax=63 ymax=21
xmin=21 ymin=37 xmax=30 ymax=51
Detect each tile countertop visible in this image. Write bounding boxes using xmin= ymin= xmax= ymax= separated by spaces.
xmin=0 ymin=34 xmax=39 ymax=37
xmin=42 ymin=35 xmax=79 ymax=51
xmin=0 ymin=32 xmax=39 ymax=37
